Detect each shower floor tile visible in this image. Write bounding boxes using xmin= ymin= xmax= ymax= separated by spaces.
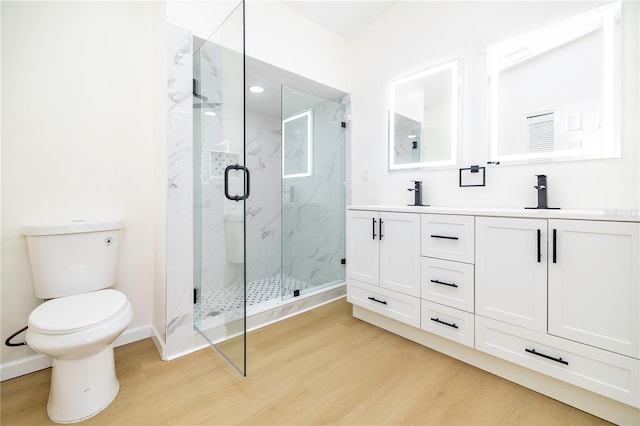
xmin=193 ymin=275 xmax=314 ymax=323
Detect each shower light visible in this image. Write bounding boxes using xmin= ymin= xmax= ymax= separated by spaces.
xmin=249 ymin=85 xmax=265 ymax=93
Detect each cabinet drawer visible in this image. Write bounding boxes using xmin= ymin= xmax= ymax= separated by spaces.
xmin=347 ymin=280 xmax=420 ymax=328
xmin=421 ymin=214 xmax=474 ymax=263
xmin=421 ymin=300 xmax=474 ymax=348
xmin=421 ymin=257 xmax=474 ymax=312
xmin=476 ymin=315 xmax=640 ymax=408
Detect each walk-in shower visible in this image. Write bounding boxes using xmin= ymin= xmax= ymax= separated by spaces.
xmin=190 ymin=3 xmax=347 ymax=375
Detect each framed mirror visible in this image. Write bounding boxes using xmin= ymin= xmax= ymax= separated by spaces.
xmin=389 ymin=59 xmax=460 ymax=170
xmin=488 ymin=2 xmax=621 ymax=164
xmin=282 ymin=109 xmax=313 ymax=178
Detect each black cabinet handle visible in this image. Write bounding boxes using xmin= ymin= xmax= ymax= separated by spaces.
xmin=368 ymin=296 xmax=387 ymax=305
xmin=379 ymin=219 xmax=384 ymax=240
xmin=552 ymin=229 xmax=557 ymax=263
xmin=430 ymin=279 xmax=458 ymax=288
xmin=224 ymin=164 xmax=250 ymax=201
xmin=525 ymin=348 xmax=568 ymax=365
xmin=372 ymin=218 xmax=377 ymax=240
xmin=430 ymin=317 xmax=458 ymax=329
xmin=537 ymin=229 xmax=541 ymax=263
xmin=430 ymin=235 xmax=459 ymax=240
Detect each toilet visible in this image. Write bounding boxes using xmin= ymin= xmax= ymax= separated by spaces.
xmin=22 ymin=220 xmax=133 ymax=424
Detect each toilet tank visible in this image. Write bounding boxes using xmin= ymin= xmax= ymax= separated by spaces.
xmin=22 ymin=220 xmax=124 ymax=299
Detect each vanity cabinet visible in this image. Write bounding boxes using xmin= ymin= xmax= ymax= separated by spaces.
xmin=548 ymin=219 xmax=639 ymax=358
xmin=346 ymin=210 xmax=421 ymax=326
xmin=348 ymin=206 xmax=640 ymax=419
xmin=475 ymin=217 xmax=548 ymax=332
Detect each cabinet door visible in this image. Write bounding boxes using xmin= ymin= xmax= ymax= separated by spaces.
xmin=548 ymin=220 xmax=639 ymax=358
xmin=379 ymin=212 xmax=421 ymax=297
xmin=346 ymin=210 xmax=379 ymax=286
xmin=476 ymin=217 xmax=548 ymax=332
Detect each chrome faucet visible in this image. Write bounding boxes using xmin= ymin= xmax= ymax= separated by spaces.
xmin=408 ymin=181 xmax=429 ymax=206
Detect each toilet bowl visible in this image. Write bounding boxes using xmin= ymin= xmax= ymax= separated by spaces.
xmin=26 ymin=289 xmax=133 ymax=423
xmin=22 ymin=220 xmax=132 ymax=423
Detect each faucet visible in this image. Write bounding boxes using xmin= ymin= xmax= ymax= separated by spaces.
xmin=525 ymin=174 xmax=560 ymax=210
xmin=408 ymin=181 xmax=429 ymax=206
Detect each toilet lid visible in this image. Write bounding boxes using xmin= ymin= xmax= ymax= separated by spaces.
xmin=28 ymin=289 xmax=129 ymax=335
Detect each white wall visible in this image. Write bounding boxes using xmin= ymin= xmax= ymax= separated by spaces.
xmin=1 ymin=1 xmax=165 ymax=371
xmin=349 ymin=1 xmax=639 ymax=210
xmin=245 ymin=1 xmax=351 ymax=93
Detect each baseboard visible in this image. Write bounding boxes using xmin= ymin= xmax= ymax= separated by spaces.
xmin=0 ymin=353 xmax=52 ymax=381
xmin=1 ymin=325 xmax=151 ymax=381
xmin=150 ymin=324 xmax=166 ymax=360
xmin=114 ymin=325 xmax=151 ymax=347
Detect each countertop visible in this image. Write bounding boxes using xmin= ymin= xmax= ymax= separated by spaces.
xmin=347 ymin=205 xmax=640 ymax=222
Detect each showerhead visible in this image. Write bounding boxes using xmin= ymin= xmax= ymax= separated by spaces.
xmin=193 ymin=78 xmax=222 ymax=110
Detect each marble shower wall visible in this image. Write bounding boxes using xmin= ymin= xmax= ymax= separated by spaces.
xmin=165 ymin=23 xmax=195 ymax=358
xmin=195 ymin=38 xmax=245 ymax=299
xmin=245 ymin=109 xmax=282 ymax=283
xmin=283 ymin=96 xmax=346 ymax=288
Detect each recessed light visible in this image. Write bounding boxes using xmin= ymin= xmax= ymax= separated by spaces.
xmin=408 ymin=134 xmax=417 ymax=138
xmin=249 ymin=85 xmax=265 ymax=94
xmin=204 ymin=111 xmax=217 ymax=116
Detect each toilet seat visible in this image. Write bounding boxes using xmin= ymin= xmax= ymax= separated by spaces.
xmin=28 ymin=289 xmax=129 ymax=335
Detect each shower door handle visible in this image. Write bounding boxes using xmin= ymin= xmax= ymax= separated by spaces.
xmin=224 ymin=164 xmax=251 ymax=201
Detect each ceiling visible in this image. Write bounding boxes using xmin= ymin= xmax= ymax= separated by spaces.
xmin=279 ymin=1 xmax=395 ymax=41
xmin=246 ymin=56 xmax=347 ymax=116
xmin=245 ymin=1 xmax=396 ymax=115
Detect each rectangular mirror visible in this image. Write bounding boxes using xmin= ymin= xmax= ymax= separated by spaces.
xmin=488 ymin=2 xmax=621 ymax=164
xmin=283 ymin=110 xmax=312 ymax=178
xmin=389 ymin=59 xmax=460 ymax=170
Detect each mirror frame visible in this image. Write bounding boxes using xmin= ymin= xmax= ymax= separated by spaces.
xmin=388 ymin=59 xmax=460 ymax=170
xmin=282 ymin=109 xmax=313 ymax=179
xmin=488 ymin=2 xmax=621 ymax=164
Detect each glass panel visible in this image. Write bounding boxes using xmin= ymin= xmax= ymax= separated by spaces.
xmin=281 ymin=85 xmax=346 ymax=299
xmin=193 ymin=2 xmax=246 ymax=376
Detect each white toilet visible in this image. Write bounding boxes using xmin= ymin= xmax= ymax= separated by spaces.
xmin=22 ymin=220 xmax=133 ymax=424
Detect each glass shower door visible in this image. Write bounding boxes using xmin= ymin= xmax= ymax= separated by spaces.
xmin=193 ymin=2 xmax=247 ymax=376
xmin=281 ymin=85 xmax=346 ymax=299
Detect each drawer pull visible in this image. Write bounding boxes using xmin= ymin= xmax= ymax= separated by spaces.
xmin=430 ymin=279 xmax=458 ymax=288
xmin=525 ymin=348 xmax=569 ymax=365
xmin=430 ymin=234 xmax=459 ymax=240
xmin=430 ymin=317 xmax=459 ymax=329
xmin=368 ymin=296 xmax=387 ymax=305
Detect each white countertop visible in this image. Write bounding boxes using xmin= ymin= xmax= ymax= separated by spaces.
xmin=347 ymin=205 xmax=640 ymax=222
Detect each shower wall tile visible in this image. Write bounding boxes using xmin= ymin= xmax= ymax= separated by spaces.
xmin=283 ymin=99 xmax=346 ymax=287
xmin=165 ymin=23 xmax=194 ymax=359
xmin=245 ymin=109 xmax=282 ymax=283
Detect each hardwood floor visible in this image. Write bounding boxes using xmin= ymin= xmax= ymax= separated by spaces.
xmin=1 ymin=298 xmax=610 ymax=425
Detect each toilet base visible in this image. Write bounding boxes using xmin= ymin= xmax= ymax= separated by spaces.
xmin=47 ymin=344 xmax=120 ymax=423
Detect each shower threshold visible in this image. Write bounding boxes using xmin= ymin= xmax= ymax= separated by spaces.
xmin=194 ymin=276 xmax=345 ymax=332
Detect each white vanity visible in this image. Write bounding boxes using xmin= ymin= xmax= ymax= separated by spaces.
xmin=346 ymin=205 xmax=639 ymax=424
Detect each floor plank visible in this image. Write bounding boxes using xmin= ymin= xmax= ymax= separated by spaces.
xmin=1 ymin=299 xmax=610 ymax=425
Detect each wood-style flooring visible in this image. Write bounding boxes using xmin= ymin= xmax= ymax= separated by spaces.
xmin=1 ymin=298 xmax=610 ymax=425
